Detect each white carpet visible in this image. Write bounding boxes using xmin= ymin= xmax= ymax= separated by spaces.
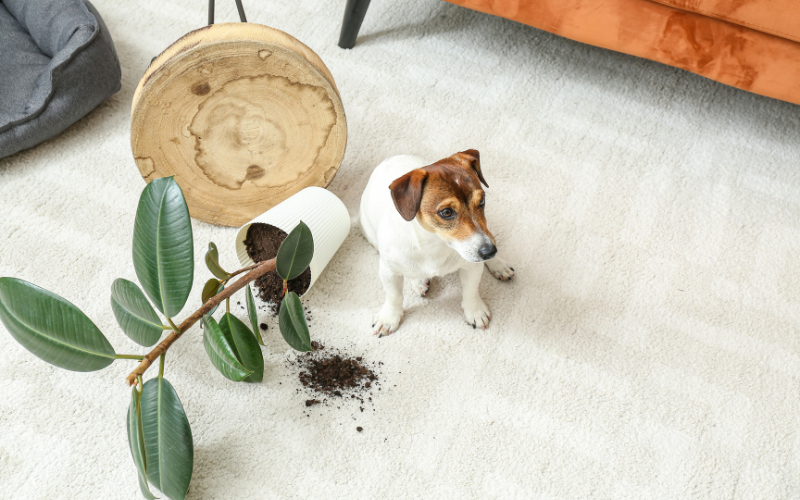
xmin=2 ymin=0 xmax=800 ymax=498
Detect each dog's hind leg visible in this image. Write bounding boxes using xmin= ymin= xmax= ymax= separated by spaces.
xmin=411 ymin=278 xmax=431 ymax=297
xmin=485 ymin=255 xmax=514 ymax=281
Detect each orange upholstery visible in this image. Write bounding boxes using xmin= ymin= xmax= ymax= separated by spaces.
xmin=443 ymin=0 xmax=800 ymax=105
xmin=651 ymin=0 xmax=800 ymax=43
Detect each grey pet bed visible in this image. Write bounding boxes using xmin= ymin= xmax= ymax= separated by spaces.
xmin=0 ymin=0 xmax=121 ymax=159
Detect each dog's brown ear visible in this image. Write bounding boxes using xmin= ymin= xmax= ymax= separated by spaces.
xmin=456 ymin=149 xmax=488 ymax=188
xmin=389 ymin=169 xmax=428 ymax=221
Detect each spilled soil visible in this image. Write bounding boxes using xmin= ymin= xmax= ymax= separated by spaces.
xmin=289 ymin=342 xmax=381 ymax=413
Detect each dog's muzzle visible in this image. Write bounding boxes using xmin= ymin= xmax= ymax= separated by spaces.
xmin=450 ymin=233 xmax=497 ymax=262
xmin=478 ymin=242 xmax=497 ymax=261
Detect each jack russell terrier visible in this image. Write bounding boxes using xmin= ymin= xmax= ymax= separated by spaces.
xmin=359 ymin=150 xmax=514 ymax=337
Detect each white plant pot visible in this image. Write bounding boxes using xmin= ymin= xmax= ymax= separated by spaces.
xmin=234 ymin=187 xmax=350 ymax=295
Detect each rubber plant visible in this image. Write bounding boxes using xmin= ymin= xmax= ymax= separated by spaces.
xmin=0 ymin=177 xmax=314 ymax=499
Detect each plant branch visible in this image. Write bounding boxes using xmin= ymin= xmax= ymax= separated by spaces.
xmin=226 ymin=262 xmax=261 ymax=282
xmin=125 ymin=258 xmax=276 ymax=386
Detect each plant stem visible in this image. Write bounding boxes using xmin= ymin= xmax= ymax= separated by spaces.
xmin=137 ymin=376 xmax=144 ymax=392
xmin=226 ymin=298 xmax=230 ymax=314
xmin=226 ymin=262 xmax=261 ymax=281
xmin=125 ymin=258 xmax=277 ymax=386
xmin=158 ymin=353 xmax=165 ymax=378
xmin=167 ymin=317 xmax=181 ymax=333
xmin=116 ymin=354 xmax=146 ymax=360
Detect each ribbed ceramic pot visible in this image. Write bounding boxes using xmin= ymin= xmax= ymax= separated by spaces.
xmin=234 ymin=187 xmax=350 ymax=294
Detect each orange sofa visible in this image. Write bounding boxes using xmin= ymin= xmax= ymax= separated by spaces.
xmin=338 ymin=0 xmax=800 ymax=106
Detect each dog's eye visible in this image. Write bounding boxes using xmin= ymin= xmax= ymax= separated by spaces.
xmin=438 ymin=208 xmax=455 ymax=220
xmin=479 ymin=196 xmax=485 ymax=207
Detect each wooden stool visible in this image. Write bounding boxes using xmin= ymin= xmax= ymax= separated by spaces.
xmin=131 ymin=16 xmax=346 ymax=227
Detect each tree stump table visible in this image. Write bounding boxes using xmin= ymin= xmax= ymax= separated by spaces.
xmin=131 ymin=23 xmax=347 ymax=227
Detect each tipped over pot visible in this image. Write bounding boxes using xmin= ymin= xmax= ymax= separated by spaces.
xmin=235 ymin=187 xmax=350 ymax=303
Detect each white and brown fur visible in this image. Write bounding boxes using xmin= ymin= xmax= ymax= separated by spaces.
xmin=359 ymin=150 xmax=514 ymax=337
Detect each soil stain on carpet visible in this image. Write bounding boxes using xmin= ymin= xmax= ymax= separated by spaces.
xmin=289 ymin=342 xmax=381 ymax=410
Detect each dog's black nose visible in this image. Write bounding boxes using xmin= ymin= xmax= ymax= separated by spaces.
xmin=478 ymin=243 xmax=497 ymax=260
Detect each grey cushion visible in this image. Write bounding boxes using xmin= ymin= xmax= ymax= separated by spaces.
xmin=0 ymin=0 xmax=121 ymax=159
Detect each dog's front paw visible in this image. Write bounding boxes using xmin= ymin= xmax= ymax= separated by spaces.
xmin=486 ymin=257 xmax=514 ymax=281
xmin=462 ymin=298 xmax=491 ymax=330
xmin=412 ymin=278 xmax=431 ymax=297
xmin=372 ymin=305 xmax=403 ymax=338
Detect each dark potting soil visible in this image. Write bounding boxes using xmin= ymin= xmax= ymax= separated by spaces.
xmin=243 ymin=223 xmax=311 ymax=315
xmin=290 ymin=342 xmax=380 ymax=407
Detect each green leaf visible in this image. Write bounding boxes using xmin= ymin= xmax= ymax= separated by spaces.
xmin=205 ymin=282 xmax=225 ymax=318
xmin=201 ymin=279 xmax=220 ymax=304
xmin=127 ymin=387 xmax=157 ymax=500
xmin=245 ymin=285 xmax=263 ymax=346
xmin=204 ymin=242 xmax=229 ymax=280
xmin=278 ymin=292 xmax=312 ymax=352
xmin=111 ymin=279 xmax=165 ymax=347
xmin=220 ymin=313 xmax=264 ymax=383
xmin=141 ymin=377 xmax=193 ymax=500
xmin=0 ymin=278 xmax=116 ymax=371
xmin=275 ymin=221 xmax=314 ymax=281
xmin=133 ymin=177 xmax=194 ymax=318
xmin=202 ymin=316 xmax=251 ymax=382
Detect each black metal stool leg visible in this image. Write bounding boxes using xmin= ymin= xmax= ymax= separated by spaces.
xmin=338 ymin=0 xmax=372 ymax=49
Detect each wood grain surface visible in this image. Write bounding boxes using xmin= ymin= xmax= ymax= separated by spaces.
xmin=131 ymin=23 xmax=347 ymax=227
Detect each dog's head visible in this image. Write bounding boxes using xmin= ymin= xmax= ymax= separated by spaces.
xmin=389 ymin=149 xmax=497 ymax=262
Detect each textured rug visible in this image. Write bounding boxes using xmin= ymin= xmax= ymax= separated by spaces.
xmin=1 ymin=0 xmax=799 ymax=499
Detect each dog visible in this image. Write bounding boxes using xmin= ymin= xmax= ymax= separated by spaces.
xmin=359 ymin=149 xmax=514 ymax=337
